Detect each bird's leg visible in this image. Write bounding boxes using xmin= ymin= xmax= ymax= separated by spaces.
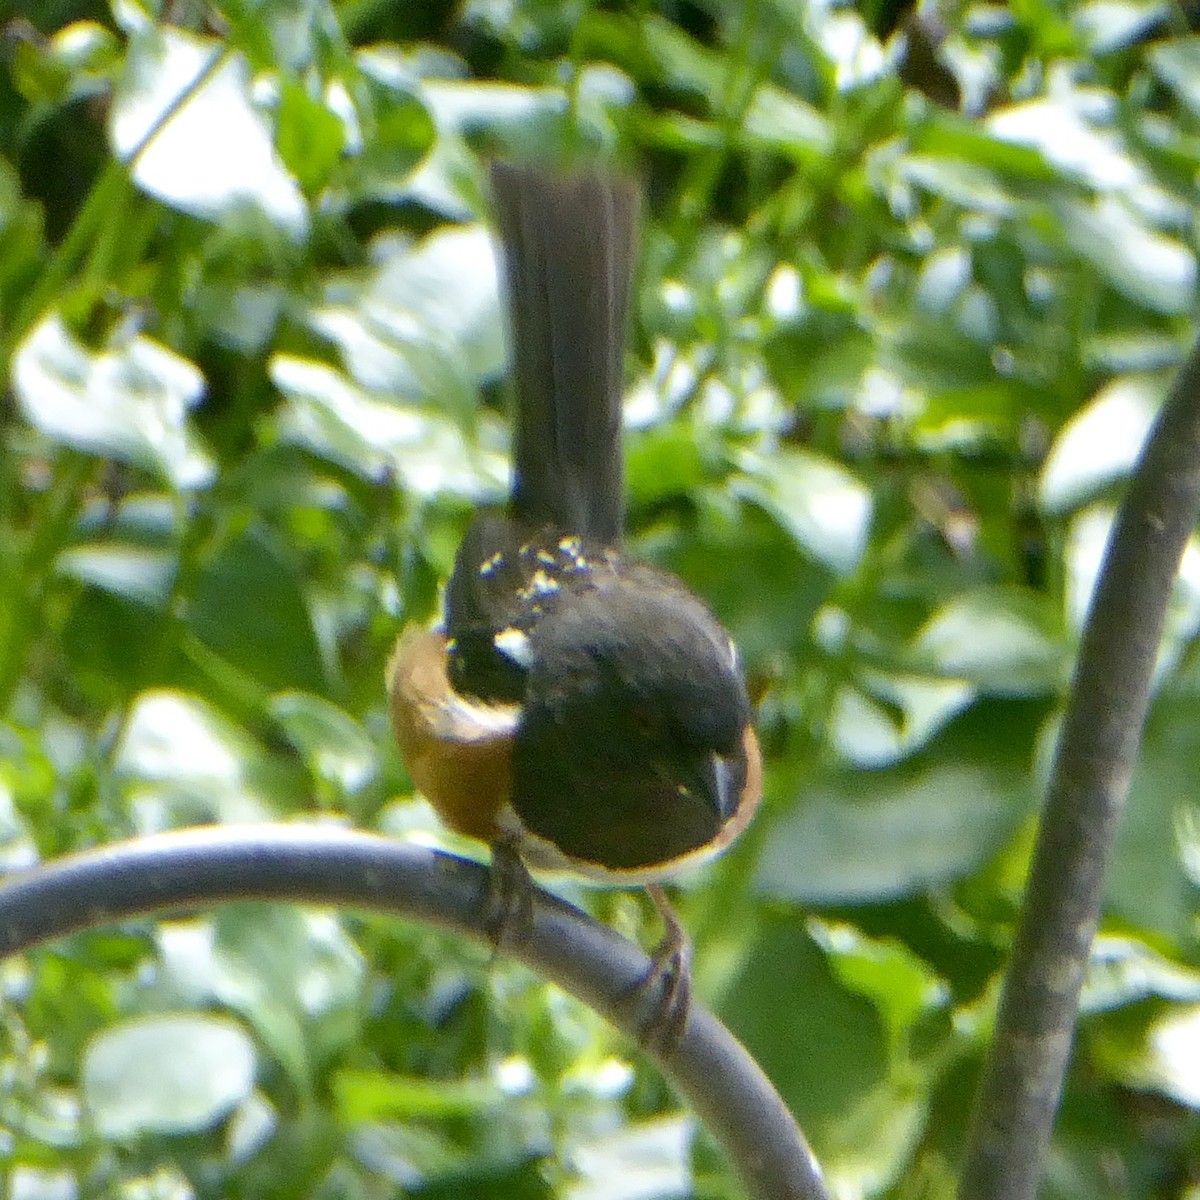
xmin=634 ymin=883 xmax=693 ymax=1054
xmin=483 ymin=833 xmax=536 ymax=953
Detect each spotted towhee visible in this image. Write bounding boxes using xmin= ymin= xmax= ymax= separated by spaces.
xmin=388 ymin=162 xmax=762 ymax=1035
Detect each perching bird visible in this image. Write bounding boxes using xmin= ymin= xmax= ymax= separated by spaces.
xmin=388 ymin=162 xmax=762 ymax=1043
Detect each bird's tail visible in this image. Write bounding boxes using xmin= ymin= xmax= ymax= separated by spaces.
xmin=490 ymin=162 xmax=640 ymax=546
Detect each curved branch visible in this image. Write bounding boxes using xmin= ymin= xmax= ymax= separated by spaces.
xmin=0 ymin=825 xmax=828 ymax=1200
xmin=958 ymin=336 xmax=1200 ymax=1199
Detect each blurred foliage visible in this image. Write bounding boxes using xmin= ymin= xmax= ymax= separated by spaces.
xmin=2 ymin=0 xmax=1200 ymax=1196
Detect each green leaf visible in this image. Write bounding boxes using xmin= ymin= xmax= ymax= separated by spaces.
xmin=1092 ymin=1003 xmax=1200 ymax=1109
xmin=269 ymin=692 xmax=378 ymax=796
xmin=111 ymin=27 xmax=306 ymax=234
xmin=363 ymin=103 xmax=436 ymax=193
xmin=1148 ymin=37 xmax=1200 ymax=120
xmin=808 ymin=918 xmax=949 ymax=1059
xmin=897 ymin=154 xmax=1018 ymax=216
xmin=57 ymin=544 xmax=176 ymax=607
xmin=12 ymin=20 xmax=120 ymax=104
xmin=828 ymin=673 xmax=976 ymax=768
xmin=759 ymin=703 xmax=1036 ymax=903
xmin=721 ymin=918 xmax=886 ymax=1132
xmin=719 ymin=917 xmax=927 ymax=1190
xmin=1082 ymin=331 xmax=1184 ymax=374
xmin=910 ymin=111 xmax=1062 ymax=184
xmin=83 ymin=1014 xmax=255 ymax=1138
xmin=645 ymin=497 xmax=828 ymax=662
xmin=566 ymin=1116 xmax=696 ymax=1200
xmin=1039 ymin=375 xmax=1163 ymax=515
xmin=732 ymin=448 xmax=872 ymax=576
xmin=1055 ymin=197 xmax=1196 ymax=315
xmin=210 ymin=905 xmax=365 ymax=1096
xmin=374 ymin=74 xmax=560 ymax=216
xmin=188 ymin=525 xmax=328 ymax=695
xmin=275 ymin=80 xmax=345 ymax=195
xmin=59 ymin=587 xmax=173 ymax=705
xmin=987 ymin=96 xmax=1136 ymax=190
xmin=744 ymin=85 xmax=832 ymax=157
xmin=1106 ymin=698 xmax=1200 ymax=939
xmin=1075 ymin=2 xmax=1168 ymax=53
xmin=113 ymin=690 xmax=293 ymax=826
xmin=1082 ymin=936 xmax=1200 ymax=1014
xmin=0 ymin=722 xmax=55 ymax=838
xmin=305 ymin=223 xmax=506 ymax=411
xmin=271 ymin=355 xmax=507 ymax=497
xmin=763 ymin=322 xmax=876 ymax=410
xmin=416 ymin=77 xmax=567 ymax=141
xmin=11 ymin=37 xmax=75 ymax=106
xmin=13 ymin=314 xmax=214 ymax=490
xmin=333 ymin=1069 xmax=502 ymax=1123
xmin=625 ymin=423 xmax=708 ymax=506
xmin=638 ymin=14 xmax=723 ymax=98
xmin=912 ymin=587 xmax=1068 ymax=696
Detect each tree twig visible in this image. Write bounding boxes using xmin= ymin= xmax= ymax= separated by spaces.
xmin=958 ymin=334 xmax=1200 ymax=1198
xmin=0 ymin=824 xmax=828 ymax=1200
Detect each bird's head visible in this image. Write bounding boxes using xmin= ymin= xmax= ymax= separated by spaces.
xmin=511 ymin=567 xmax=760 ymax=879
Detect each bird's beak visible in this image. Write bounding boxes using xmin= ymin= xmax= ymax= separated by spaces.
xmin=687 ymin=750 xmax=745 ymax=825
xmin=715 ymin=751 xmax=745 ymax=822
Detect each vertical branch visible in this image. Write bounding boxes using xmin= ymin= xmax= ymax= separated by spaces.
xmin=958 ymin=334 xmax=1200 ymax=1199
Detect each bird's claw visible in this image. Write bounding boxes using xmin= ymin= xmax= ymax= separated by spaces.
xmin=628 ymin=883 xmax=692 ymax=1055
xmin=483 ymin=835 xmax=536 ymax=953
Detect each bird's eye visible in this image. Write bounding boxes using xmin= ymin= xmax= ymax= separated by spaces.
xmin=631 ymin=706 xmax=661 ymax=739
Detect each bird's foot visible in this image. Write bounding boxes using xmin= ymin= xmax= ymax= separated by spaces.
xmin=483 ymin=834 xmax=536 ymax=954
xmin=629 ymin=884 xmax=692 ymax=1056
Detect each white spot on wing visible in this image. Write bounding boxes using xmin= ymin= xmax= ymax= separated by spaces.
xmin=494 ymin=626 xmax=534 ymax=669
xmin=519 ymin=569 xmax=559 ymax=599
